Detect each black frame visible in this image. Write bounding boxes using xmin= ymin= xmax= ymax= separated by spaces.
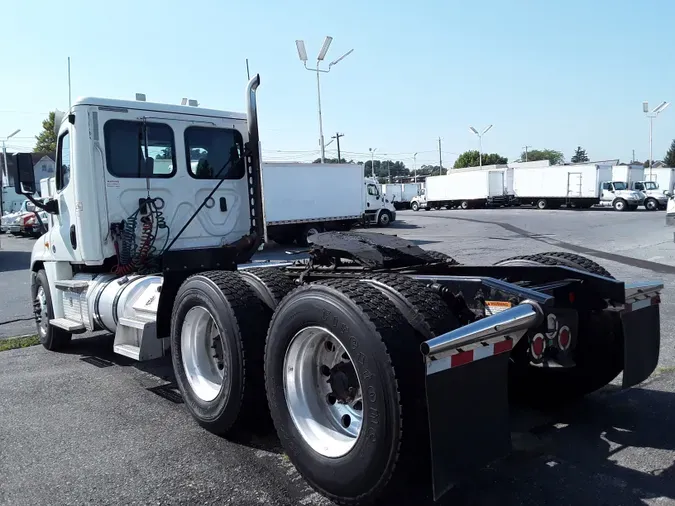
xmin=183 ymin=126 xmax=245 ymax=180
xmin=103 ymin=119 xmax=177 ymax=179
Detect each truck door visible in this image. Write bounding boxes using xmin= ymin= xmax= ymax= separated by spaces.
xmin=49 ymin=127 xmax=81 ymax=262
xmin=567 ymin=172 xmax=582 ymax=197
xmin=600 ymin=182 xmax=613 ymax=203
xmin=488 ymin=171 xmax=505 ymax=196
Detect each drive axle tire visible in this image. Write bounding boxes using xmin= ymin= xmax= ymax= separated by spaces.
xmin=238 ymin=268 xmax=296 ymax=310
xmin=264 ymin=280 xmax=427 ymax=505
xmin=424 ymin=249 xmax=460 ymax=265
xmin=32 ymin=269 xmax=72 ymax=351
xmin=460 ymin=200 xmax=470 ymax=210
xmin=171 ymin=271 xmax=270 ymax=435
xmin=536 ymin=199 xmax=548 ymax=210
xmin=496 ymin=252 xmax=613 ymax=279
xmin=297 ymin=224 xmax=323 ymax=247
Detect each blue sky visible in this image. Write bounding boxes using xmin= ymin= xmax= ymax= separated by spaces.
xmin=1 ymin=0 xmax=674 ymax=168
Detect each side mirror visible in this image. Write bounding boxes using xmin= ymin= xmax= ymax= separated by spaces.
xmin=14 ymin=153 xmax=36 ymax=195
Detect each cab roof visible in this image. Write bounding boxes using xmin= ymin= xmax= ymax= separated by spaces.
xmin=71 ymin=96 xmax=247 ymax=121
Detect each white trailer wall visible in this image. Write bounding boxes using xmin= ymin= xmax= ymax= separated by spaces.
xmin=425 ymin=171 xmax=490 ymax=201
xmin=513 ymin=164 xmax=602 ymax=199
xmin=261 ymin=162 xmax=363 ymax=224
xmin=646 ymin=168 xmax=675 ymax=191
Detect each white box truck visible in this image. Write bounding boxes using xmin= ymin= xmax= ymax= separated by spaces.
xmin=261 ymin=162 xmax=396 ymax=245
xmin=410 ymin=166 xmax=514 ymax=211
xmin=382 ymin=183 xmax=422 ymax=210
xmin=626 ymin=167 xmax=672 ymax=211
xmin=512 ymin=163 xmax=611 ymax=210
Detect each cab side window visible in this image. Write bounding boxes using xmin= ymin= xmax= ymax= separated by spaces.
xmin=367 ymin=185 xmax=379 ymax=196
xmin=56 ymin=132 xmax=71 ymax=191
xmin=602 ymin=182 xmax=611 ymax=190
xmin=635 ymin=182 xmax=644 ymax=190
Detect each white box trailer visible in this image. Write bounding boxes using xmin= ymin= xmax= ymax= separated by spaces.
xmin=512 ymin=163 xmax=612 ymax=209
xmin=382 ymin=183 xmax=422 ymax=209
xmin=261 ymin=162 xmax=396 ymax=245
xmin=645 ymin=167 xmax=675 ymax=193
xmin=612 ymin=165 xmax=644 ymax=186
xmin=412 ymin=167 xmax=514 ymax=210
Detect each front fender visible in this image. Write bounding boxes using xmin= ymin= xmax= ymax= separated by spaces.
xmin=30 ymin=234 xmax=53 ymax=272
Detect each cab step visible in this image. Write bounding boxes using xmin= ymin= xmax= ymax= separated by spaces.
xmin=54 ymin=280 xmax=90 ymax=292
xmin=50 ymin=318 xmax=86 ymax=331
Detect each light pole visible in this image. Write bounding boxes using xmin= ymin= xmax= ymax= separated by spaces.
xmin=1 ymin=129 xmax=21 ymax=215
xmin=295 ymin=37 xmax=354 ymax=164
xmin=643 ymin=101 xmax=670 ymax=179
xmin=413 ymin=152 xmax=418 ymax=182
xmin=369 ymin=147 xmax=377 ymax=178
xmin=469 ymin=124 xmax=493 ymax=167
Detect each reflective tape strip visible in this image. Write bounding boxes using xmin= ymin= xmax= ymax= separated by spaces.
xmin=624 ymin=295 xmax=660 ymax=313
xmin=426 ymin=337 xmax=514 ymax=375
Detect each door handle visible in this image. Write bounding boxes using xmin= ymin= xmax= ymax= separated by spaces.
xmin=70 ymin=225 xmax=77 ymax=250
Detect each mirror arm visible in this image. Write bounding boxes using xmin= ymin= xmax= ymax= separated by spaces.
xmin=25 ymin=194 xmax=59 ymax=215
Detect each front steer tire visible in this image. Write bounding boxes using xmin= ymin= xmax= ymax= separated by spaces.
xmin=32 ymin=269 xmax=72 ymax=351
xmin=264 ymin=280 xmax=427 ymax=505
xmin=171 ymin=271 xmax=270 ymax=436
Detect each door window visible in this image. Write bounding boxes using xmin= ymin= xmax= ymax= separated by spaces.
xmin=56 ymin=132 xmax=71 ymax=191
xmin=367 ymin=184 xmax=379 ymax=196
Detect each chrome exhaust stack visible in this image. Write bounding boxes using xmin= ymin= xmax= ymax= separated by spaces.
xmin=245 ymin=74 xmax=266 ymax=251
xmin=421 ymin=301 xmax=544 ymax=502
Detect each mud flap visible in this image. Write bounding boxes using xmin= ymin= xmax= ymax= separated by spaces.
xmin=425 ymin=351 xmax=512 ymax=501
xmin=621 ymin=303 xmax=660 ymax=389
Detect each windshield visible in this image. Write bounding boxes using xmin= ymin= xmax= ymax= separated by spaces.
xmin=613 ymin=182 xmax=627 ymax=191
xmin=643 ymin=181 xmax=659 ymax=190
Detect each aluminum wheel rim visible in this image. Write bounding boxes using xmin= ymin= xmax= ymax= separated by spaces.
xmin=283 ymin=326 xmax=363 ymax=458
xmin=36 ymin=286 xmax=49 ymax=338
xmin=380 ymin=213 xmax=390 ymax=225
xmin=181 ymin=306 xmax=227 ymax=402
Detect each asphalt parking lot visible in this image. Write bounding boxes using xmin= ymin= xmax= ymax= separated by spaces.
xmin=2 ymin=207 xmax=675 ymax=505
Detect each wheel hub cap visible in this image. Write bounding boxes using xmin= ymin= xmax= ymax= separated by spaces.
xmin=283 ymin=326 xmax=363 ymax=458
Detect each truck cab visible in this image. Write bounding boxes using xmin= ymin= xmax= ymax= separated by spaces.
xmin=632 ymin=180 xmax=668 ymax=210
xmin=363 ymin=177 xmax=396 ymax=226
xmin=410 ymin=187 xmax=426 ymax=211
xmin=599 ymin=181 xmax=643 ymax=211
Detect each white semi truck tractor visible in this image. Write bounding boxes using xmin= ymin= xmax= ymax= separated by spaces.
xmin=14 ymin=76 xmax=664 ymax=505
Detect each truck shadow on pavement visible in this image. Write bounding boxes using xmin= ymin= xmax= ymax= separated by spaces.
xmin=0 ymin=250 xmax=31 ymax=272
xmin=65 ymin=333 xmax=675 ymax=506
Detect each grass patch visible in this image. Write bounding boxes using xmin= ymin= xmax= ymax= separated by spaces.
xmin=0 ymin=335 xmax=40 ymax=352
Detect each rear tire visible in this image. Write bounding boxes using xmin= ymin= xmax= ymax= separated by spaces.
xmin=297 ymin=224 xmax=323 ymax=247
xmin=171 ymin=271 xmax=270 ymax=435
xmin=536 ymin=199 xmax=547 ymax=210
xmin=264 ymin=280 xmax=427 ymax=505
xmin=32 ymin=269 xmax=72 ymax=351
xmin=460 ymin=200 xmax=470 ymax=210
xmin=424 ymin=249 xmax=460 ymax=265
xmin=238 ymin=268 xmax=296 ymax=310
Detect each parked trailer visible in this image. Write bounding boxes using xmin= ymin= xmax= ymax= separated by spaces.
xmin=13 ymin=76 xmax=664 ymax=506
xmin=512 ymin=163 xmax=611 ymax=209
xmin=382 ymin=182 xmax=422 ymax=209
xmin=630 ymin=167 xmax=673 ymax=211
xmin=645 ymin=167 xmax=675 ymax=194
xmin=411 ymin=166 xmax=514 ymax=211
xmin=262 ymin=163 xmax=396 ymax=246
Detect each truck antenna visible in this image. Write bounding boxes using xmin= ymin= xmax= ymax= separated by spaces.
xmin=68 ymin=57 xmax=72 ymax=109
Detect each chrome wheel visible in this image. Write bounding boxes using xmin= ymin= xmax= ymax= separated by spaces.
xmin=181 ymin=306 xmax=228 ymax=403
xmin=284 ymin=326 xmax=363 ymax=458
xmin=35 ymin=286 xmax=49 ymax=338
xmin=379 ymin=212 xmax=391 ymax=226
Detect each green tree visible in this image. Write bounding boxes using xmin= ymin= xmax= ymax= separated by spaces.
xmin=34 ymin=112 xmax=57 ymax=152
xmin=416 ymin=165 xmax=447 ymax=176
xmin=453 ymin=150 xmax=507 ymax=168
xmin=312 ymin=157 xmax=347 ymax=164
xmin=570 ymin=146 xmax=589 ymax=163
xmin=363 ymin=160 xmax=410 ymax=179
xmin=663 ymin=140 xmax=675 ymax=167
xmin=519 ymin=148 xmax=564 ymax=165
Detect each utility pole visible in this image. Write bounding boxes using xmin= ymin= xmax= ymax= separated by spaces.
xmin=632 ymin=149 xmax=635 ymax=163
xmin=470 ymin=125 xmax=493 ymax=168
xmin=332 ymin=132 xmax=344 ymax=163
xmin=413 ymin=152 xmax=418 ymax=183
xmin=438 ymin=137 xmax=443 ymax=175
xmin=523 ymin=145 xmax=531 ymax=162
xmin=643 ymin=101 xmax=670 ymax=179
xmin=387 ymin=160 xmax=390 ymax=183
xmin=369 ymin=147 xmax=377 ymax=178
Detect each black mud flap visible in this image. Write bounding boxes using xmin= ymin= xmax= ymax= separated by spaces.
xmin=425 ymin=352 xmax=512 ymax=501
xmin=621 ymin=303 xmax=660 ymax=389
